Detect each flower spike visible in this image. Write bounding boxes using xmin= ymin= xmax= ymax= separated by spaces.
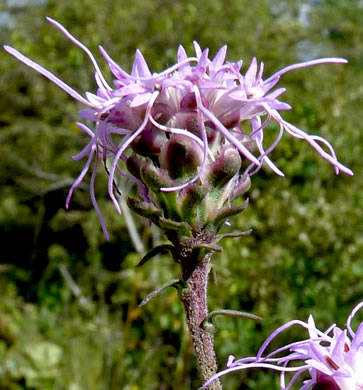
xmin=4 ymin=17 xmax=352 ymax=238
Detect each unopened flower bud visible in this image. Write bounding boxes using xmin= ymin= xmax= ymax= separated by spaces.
xmin=207 ymin=147 xmax=242 ymax=188
xmin=159 ymin=134 xmax=204 ymax=180
xmin=131 ymin=125 xmax=167 ymax=156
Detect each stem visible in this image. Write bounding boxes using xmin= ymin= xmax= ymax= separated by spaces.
xmin=179 ymin=255 xmax=222 ymax=390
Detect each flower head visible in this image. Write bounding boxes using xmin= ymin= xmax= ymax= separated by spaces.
xmin=204 ymin=302 xmax=363 ymax=390
xmin=4 ymin=18 xmax=353 ymax=238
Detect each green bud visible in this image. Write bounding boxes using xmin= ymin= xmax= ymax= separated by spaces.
xmin=213 ymin=198 xmax=249 ymax=227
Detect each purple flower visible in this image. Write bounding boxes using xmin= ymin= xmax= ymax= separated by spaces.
xmin=204 ymin=302 xmax=363 ymax=390
xmin=4 ymin=18 xmax=353 ymax=238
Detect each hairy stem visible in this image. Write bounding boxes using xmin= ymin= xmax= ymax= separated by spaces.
xmin=179 ymin=255 xmax=222 ymax=390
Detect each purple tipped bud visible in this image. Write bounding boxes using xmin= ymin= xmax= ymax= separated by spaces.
xmin=159 ymin=134 xmax=204 ymax=180
xmin=207 ymin=147 xmax=242 ymax=188
xmin=131 ymin=125 xmax=167 ymax=156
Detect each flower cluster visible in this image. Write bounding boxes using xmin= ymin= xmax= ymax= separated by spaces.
xmin=4 ymin=18 xmax=353 ymax=239
xmin=204 ymin=302 xmax=363 ymax=390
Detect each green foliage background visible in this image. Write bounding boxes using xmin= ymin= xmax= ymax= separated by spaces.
xmin=0 ymin=0 xmax=362 ymax=389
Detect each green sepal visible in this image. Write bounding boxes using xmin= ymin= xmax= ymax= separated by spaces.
xmin=140 ymin=159 xmax=180 ymax=220
xmin=127 ymin=197 xmax=163 ymax=223
xmin=213 ymin=198 xmax=249 ymax=228
xmin=158 ymin=217 xmax=193 ymax=237
xmin=140 ymin=158 xmax=172 ymax=191
xmin=179 ymin=184 xmax=209 ymax=224
xmin=229 ymin=174 xmax=251 ymax=201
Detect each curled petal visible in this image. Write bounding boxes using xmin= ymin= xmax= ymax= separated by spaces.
xmin=46 ymin=17 xmax=112 ymax=91
xmin=265 ymin=57 xmax=348 ymax=84
xmin=3 ymin=45 xmax=94 ymax=107
xmin=66 ymin=144 xmax=96 ymax=208
xmin=89 ymin=151 xmax=109 ymax=240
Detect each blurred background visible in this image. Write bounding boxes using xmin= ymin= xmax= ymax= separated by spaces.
xmin=0 ymin=0 xmax=362 ymax=389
